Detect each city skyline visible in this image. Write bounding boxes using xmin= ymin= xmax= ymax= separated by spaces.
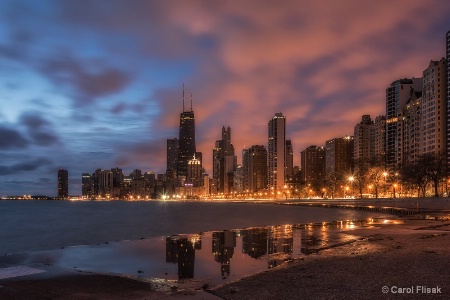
xmin=1 ymin=1 xmax=450 ymax=196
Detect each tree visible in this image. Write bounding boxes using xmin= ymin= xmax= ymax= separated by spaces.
xmin=422 ymin=153 xmax=447 ymax=197
xmin=400 ymin=153 xmax=446 ymax=197
xmin=367 ymin=166 xmax=385 ymax=198
xmin=353 ymin=158 xmax=370 ymax=198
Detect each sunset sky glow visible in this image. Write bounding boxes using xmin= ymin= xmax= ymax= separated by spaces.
xmin=1 ymin=0 xmax=450 ymax=195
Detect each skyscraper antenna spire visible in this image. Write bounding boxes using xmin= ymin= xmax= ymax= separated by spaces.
xmin=182 ymin=84 xmax=185 ymax=112
xmin=190 ymin=91 xmax=193 ymax=112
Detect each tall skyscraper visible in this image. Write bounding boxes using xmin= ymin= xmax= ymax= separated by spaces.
xmin=213 ymin=127 xmax=236 ymax=193
xmin=81 ymin=173 xmax=91 ymax=198
xmin=57 ymin=169 xmax=68 ymax=198
xmin=447 ymin=30 xmax=450 ymax=170
xmin=242 ymin=149 xmax=249 ymax=192
xmin=177 ymin=89 xmax=196 ymax=177
xmin=285 ymin=140 xmax=293 ymax=179
xmin=421 ymin=58 xmax=447 ymax=157
xmin=167 ymin=138 xmax=179 ymax=172
xmin=385 ymin=78 xmax=423 ymax=169
xmin=268 ymin=113 xmax=286 ymax=190
xmin=212 ymin=140 xmax=222 ymax=194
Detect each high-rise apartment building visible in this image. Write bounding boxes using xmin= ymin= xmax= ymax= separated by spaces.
xmin=325 ymin=136 xmax=353 ymax=175
xmin=177 ymin=90 xmax=196 ymax=178
xmin=167 ymin=138 xmax=179 ymax=172
xmin=268 ymin=113 xmax=286 ymax=190
xmin=422 ymin=58 xmax=447 ymax=157
xmin=95 ymin=169 xmax=113 ymax=197
xmin=400 ymin=90 xmax=422 ymax=164
xmin=247 ymin=145 xmax=268 ymax=192
xmin=81 ymin=173 xmax=91 ymax=198
xmin=353 ymin=115 xmax=386 ymax=166
xmin=300 ymin=146 xmax=325 ymax=185
xmin=57 ymin=169 xmax=68 ymax=198
xmin=285 ymin=140 xmax=293 ymax=179
xmin=386 ymin=78 xmax=423 ymax=168
xmin=353 ymin=115 xmax=374 ymax=161
xmin=447 ymin=30 xmax=450 ymax=170
xmin=373 ymin=115 xmax=386 ymax=160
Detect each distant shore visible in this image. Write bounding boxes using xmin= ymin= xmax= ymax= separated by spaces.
xmin=1 ymin=199 xmax=449 ymax=299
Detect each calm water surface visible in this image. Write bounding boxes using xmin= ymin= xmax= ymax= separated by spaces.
xmin=0 ymin=200 xmax=393 ymax=288
xmin=0 ymin=200 xmax=390 ymax=255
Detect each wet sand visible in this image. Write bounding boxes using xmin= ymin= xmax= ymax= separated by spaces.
xmin=1 ymin=200 xmax=450 ymax=299
xmin=211 ymin=217 xmax=450 ymax=299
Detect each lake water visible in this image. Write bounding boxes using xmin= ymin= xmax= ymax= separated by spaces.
xmin=0 ymin=200 xmax=392 ymax=287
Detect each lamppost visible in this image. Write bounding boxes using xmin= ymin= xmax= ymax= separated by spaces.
xmin=393 ymin=183 xmax=397 ymax=198
xmin=348 ymin=176 xmax=354 ymax=198
xmin=383 ymin=171 xmax=388 ymax=197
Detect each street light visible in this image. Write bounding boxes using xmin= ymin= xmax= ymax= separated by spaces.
xmin=348 ymin=176 xmax=355 ymax=198
xmin=383 ymin=171 xmax=388 ymax=197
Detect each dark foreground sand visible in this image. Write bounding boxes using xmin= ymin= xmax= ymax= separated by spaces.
xmin=1 ymin=217 xmax=450 ymax=299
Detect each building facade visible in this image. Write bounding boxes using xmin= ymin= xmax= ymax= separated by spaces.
xmin=300 ymin=146 xmax=325 ymax=185
xmin=177 ymin=91 xmax=196 ymax=178
xmin=373 ymin=115 xmax=386 ymax=160
xmin=247 ymin=145 xmax=268 ymax=192
xmin=421 ymin=58 xmax=447 ymax=157
xmin=212 ymin=127 xmax=236 ymax=194
xmin=167 ymin=138 xmax=179 ymax=173
xmin=285 ymin=140 xmax=293 ymax=179
xmin=353 ymin=115 xmax=374 ymax=161
xmin=325 ymin=136 xmax=353 ymax=175
xmin=400 ymin=90 xmax=422 ymax=164
xmin=187 ymin=156 xmax=202 ymax=187
xmin=57 ymin=169 xmax=68 ymax=198
xmin=385 ymin=78 xmax=423 ymax=169
xmin=268 ymin=113 xmax=286 ymax=190
xmin=447 ymin=31 xmax=450 ymax=171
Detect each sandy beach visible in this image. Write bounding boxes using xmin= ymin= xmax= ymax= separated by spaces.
xmin=212 ymin=217 xmax=450 ymax=299
xmin=1 ymin=200 xmax=450 ymax=299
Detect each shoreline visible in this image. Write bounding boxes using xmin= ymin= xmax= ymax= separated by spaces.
xmin=1 ymin=200 xmax=449 ymax=299
xmin=211 ymin=216 xmax=450 ymax=299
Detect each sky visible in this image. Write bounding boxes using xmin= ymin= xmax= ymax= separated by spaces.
xmin=0 ymin=0 xmax=449 ymax=196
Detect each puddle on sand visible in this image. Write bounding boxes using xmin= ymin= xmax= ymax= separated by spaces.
xmin=0 ymin=219 xmax=393 ymax=291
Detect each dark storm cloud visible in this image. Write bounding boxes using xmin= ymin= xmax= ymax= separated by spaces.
xmin=0 ymin=157 xmax=53 ymax=175
xmin=19 ymin=113 xmax=59 ymax=146
xmin=20 ymin=113 xmax=50 ymax=129
xmin=0 ymin=127 xmax=29 ymax=149
xmin=38 ymin=54 xmax=131 ymax=105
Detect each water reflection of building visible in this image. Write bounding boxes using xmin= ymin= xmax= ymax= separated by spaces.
xmin=241 ymin=228 xmax=268 ymax=259
xmin=212 ymin=231 xmax=236 ymax=278
xmin=268 ymin=225 xmax=293 ymax=255
xmin=166 ymin=235 xmax=198 ymax=279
